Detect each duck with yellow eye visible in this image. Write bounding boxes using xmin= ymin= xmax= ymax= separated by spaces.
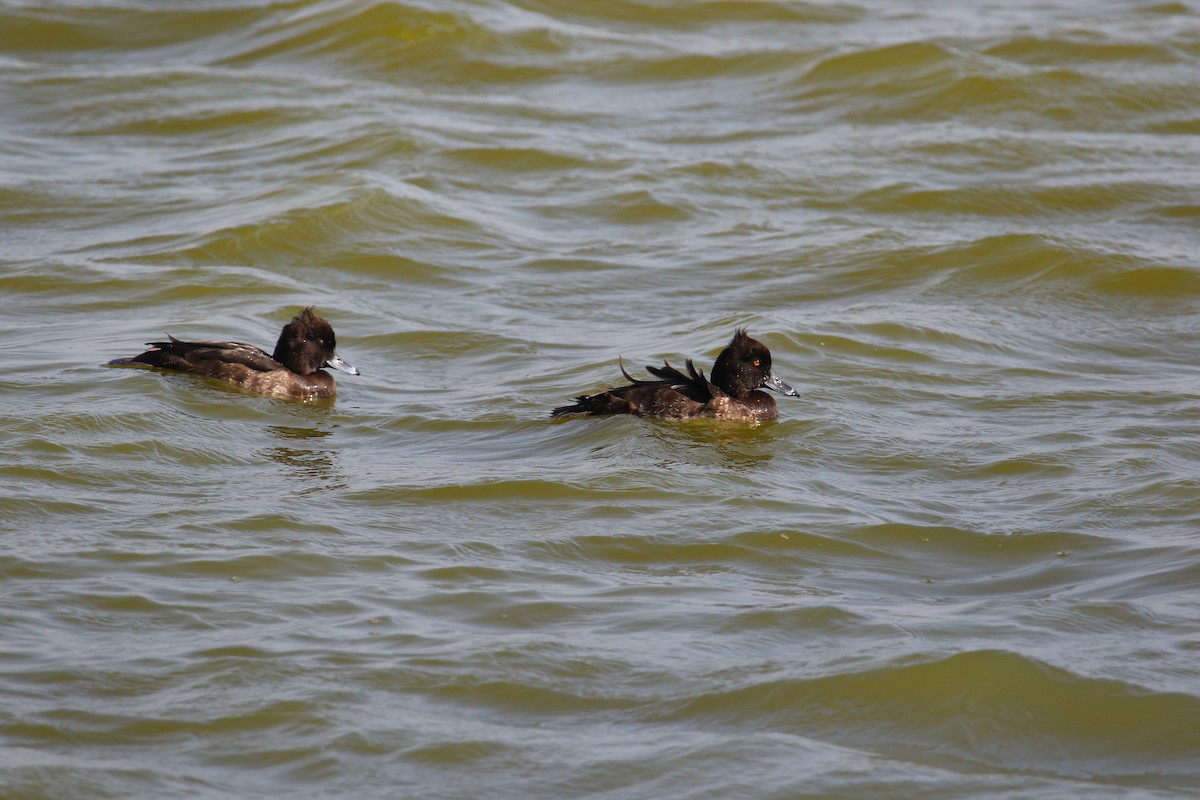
xmin=552 ymin=328 xmax=799 ymax=421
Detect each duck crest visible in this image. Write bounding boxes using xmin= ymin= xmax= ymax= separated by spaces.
xmin=272 ymin=306 xmax=337 ymax=374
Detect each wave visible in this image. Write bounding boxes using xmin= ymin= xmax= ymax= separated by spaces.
xmin=792 ymin=36 xmax=1197 ymax=130
xmin=655 ymin=648 xmax=1200 ymax=785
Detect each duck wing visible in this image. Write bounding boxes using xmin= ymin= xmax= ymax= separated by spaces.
xmin=137 ymin=336 xmax=283 ymax=373
xmin=552 ymin=358 xmax=713 ymax=417
xmin=644 ymin=358 xmax=714 ymax=400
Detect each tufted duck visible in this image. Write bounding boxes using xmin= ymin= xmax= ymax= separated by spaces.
xmin=552 ymin=328 xmax=798 ymax=420
xmin=111 ymin=307 xmax=358 ymax=399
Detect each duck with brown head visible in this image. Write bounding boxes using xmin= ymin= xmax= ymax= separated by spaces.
xmin=552 ymin=328 xmax=798 ymax=421
xmin=111 ymin=307 xmax=359 ymax=400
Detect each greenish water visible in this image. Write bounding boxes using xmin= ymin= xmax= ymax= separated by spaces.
xmin=2 ymin=1 xmax=1199 ymax=798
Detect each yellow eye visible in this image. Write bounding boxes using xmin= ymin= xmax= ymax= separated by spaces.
xmin=752 ymin=358 xmax=761 ymax=367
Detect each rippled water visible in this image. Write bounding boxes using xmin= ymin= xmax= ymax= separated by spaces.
xmin=3 ymin=0 xmax=1200 ymax=797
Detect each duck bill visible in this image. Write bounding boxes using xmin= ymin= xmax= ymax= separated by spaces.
xmin=325 ymin=353 xmax=360 ymax=376
xmin=764 ymin=371 xmax=798 ymax=397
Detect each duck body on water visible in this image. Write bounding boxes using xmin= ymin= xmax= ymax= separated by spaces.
xmin=111 ymin=307 xmax=359 ymax=400
xmin=552 ymin=329 xmax=798 ymax=421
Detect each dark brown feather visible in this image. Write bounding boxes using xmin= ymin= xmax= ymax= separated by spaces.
xmin=552 ymin=329 xmax=797 ymax=421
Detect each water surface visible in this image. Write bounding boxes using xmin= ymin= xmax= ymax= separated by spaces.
xmin=2 ymin=0 xmax=1199 ymax=797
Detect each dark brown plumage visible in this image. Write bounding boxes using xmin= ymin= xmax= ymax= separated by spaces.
xmin=111 ymin=307 xmax=359 ymax=399
xmin=552 ymin=329 xmax=798 ymax=421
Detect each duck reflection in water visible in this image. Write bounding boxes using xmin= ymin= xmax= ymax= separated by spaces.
xmin=264 ymin=425 xmax=345 ymax=491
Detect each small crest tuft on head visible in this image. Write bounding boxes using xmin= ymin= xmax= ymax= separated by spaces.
xmin=731 ymin=327 xmax=752 ymax=345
